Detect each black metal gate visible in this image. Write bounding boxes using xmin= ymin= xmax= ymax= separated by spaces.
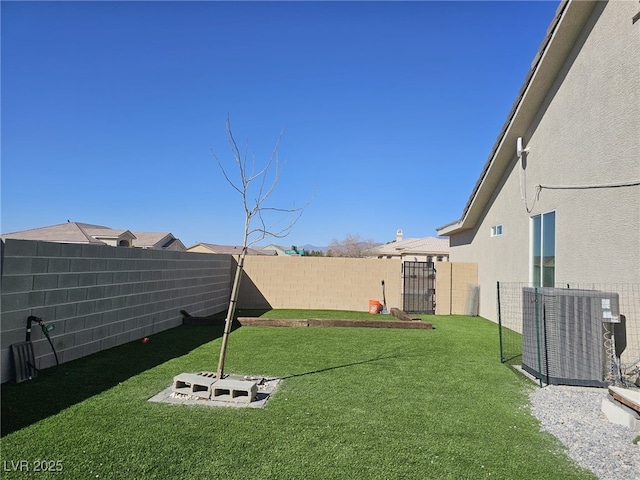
xmin=402 ymin=261 xmax=436 ymax=314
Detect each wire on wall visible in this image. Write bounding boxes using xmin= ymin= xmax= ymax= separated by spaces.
xmin=538 ymin=180 xmax=640 ymax=190
xmin=518 ymin=158 xmax=541 ymax=214
xmin=520 ymin=179 xmax=640 ymax=214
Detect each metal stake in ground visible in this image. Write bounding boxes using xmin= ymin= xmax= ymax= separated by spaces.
xmin=381 ymin=280 xmax=390 ymax=314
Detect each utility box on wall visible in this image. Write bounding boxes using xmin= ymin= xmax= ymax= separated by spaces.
xmin=522 ymin=287 xmax=620 ymax=387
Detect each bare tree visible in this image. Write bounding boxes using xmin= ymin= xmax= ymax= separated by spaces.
xmin=327 ymin=233 xmax=379 ymax=258
xmin=212 ymin=117 xmax=312 ymax=379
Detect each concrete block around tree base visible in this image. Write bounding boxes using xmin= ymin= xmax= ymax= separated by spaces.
xmin=171 ymin=373 xmax=258 ymax=402
xmin=172 ymin=372 xmax=217 ymax=399
xmin=150 ymin=376 xmax=279 ymax=408
xmin=212 ymin=378 xmax=258 ymax=403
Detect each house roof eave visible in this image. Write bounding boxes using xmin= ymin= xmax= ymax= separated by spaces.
xmin=438 ymin=0 xmax=598 ymax=235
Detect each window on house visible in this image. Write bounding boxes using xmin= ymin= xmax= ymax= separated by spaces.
xmin=531 ymin=211 xmax=555 ymax=287
xmin=427 ymin=256 xmax=433 ymax=262
xmin=491 ymin=225 xmax=503 ymax=236
xmin=437 ymin=256 xmax=443 ymax=261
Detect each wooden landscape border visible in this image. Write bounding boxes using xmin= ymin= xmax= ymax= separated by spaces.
xmin=237 ymin=317 xmax=433 ymax=329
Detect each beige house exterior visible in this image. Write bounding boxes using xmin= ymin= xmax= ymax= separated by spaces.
xmin=260 ymin=244 xmax=306 ymax=256
xmin=131 ymin=232 xmax=186 ymax=251
xmin=437 ymin=0 xmax=640 ymax=322
xmin=370 ymin=229 xmax=449 ymax=263
xmin=186 ymin=243 xmax=270 ymax=256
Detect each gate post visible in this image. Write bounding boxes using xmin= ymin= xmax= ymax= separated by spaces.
xmin=534 ymin=287 xmax=544 ymax=387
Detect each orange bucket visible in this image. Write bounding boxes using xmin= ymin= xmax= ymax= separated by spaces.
xmin=369 ymin=299 xmax=382 ymax=314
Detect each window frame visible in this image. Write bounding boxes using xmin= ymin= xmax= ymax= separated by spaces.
xmin=530 ymin=210 xmax=556 ymax=287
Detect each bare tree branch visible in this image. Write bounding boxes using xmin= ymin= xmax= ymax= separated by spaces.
xmin=213 ymin=116 xmax=314 ymax=378
xmin=327 ymin=233 xmax=379 ymax=258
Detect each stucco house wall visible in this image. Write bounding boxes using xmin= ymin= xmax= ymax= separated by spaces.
xmin=440 ymin=0 xmax=639 ymax=322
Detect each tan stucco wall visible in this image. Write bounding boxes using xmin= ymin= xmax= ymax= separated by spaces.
xmin=435 ymin=263 xmax=479 ymax=315
xmin=237 ymin=256 xmax=403 ymax=312
xmin=237 ymin=256 xmax=477 ymax=315
xmin=449 ymin=1 xmax=640 ymax=322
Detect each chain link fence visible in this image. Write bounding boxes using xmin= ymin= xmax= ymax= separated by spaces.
xmin=497 ymin=282 xmax=640 ymax=389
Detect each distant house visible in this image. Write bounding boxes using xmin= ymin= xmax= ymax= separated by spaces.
xmin=436 ymin=0 xmax=640 ymax=321
xmin=260 ymin=244 xmax=286 ymax=256
xmin=1 ymin=222 xmax=186 ymax=251
xmin=131 ymin=232 xmax=186 ymax=251
xmin=85 ymin=225 xmax=136 ymax=247
xmin=186 ymin=243 xmax=271 ymax=256
xmin=370 ymin=229 xmax=449 ymax=263
xmin=260 ymin=244 xmax=305 ymax=256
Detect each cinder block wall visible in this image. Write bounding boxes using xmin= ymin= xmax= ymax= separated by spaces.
xmin=237 ymin=256 xmax=403 ymax=312
xmin=435 ymin=262 xmax=479 ymax=315
xmin=0 ymin=239 xmax=231 ymax=383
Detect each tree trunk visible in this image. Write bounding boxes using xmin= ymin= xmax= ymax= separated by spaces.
xmin=216 ymin=247 xmax=247 ymax=379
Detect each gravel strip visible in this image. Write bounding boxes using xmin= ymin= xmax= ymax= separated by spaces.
xmin=529 ymin=385 xmax=640 ymax=480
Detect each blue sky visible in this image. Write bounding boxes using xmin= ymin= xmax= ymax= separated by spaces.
xmin=1 ymin=0 xmax=560 ymax=248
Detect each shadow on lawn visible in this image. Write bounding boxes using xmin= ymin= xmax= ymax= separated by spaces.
xmin=1 ymin=323 xmax=230 ymax=437
xmin=282 ymin=351 xmax=407 ymax=379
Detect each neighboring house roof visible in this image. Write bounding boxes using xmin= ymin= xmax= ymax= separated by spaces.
xmin=437 ymin=0 xmax=599 ymax=236
xmin=132 ymin=232 xmax=186 ymax=251
xmin=260 ymin=244 xmax=287 ymax=255
xmin=186 ymin=243 xmax=270 ymax=255
xmin=260 ymin=244 xmax=306 ymax=255
xmin=1 ymin=222 xmax=114 ymax=245
xmin=1 ymin=222 xmax=186 ymax=250
xmin=81 ymin=224 xmax=136 ymax=243
xmin=373 ymin=237 xmax=450 ymax=257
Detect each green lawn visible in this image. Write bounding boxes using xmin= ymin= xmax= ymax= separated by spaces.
xmin=1 ymin=313 xmax=595 ymax=479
